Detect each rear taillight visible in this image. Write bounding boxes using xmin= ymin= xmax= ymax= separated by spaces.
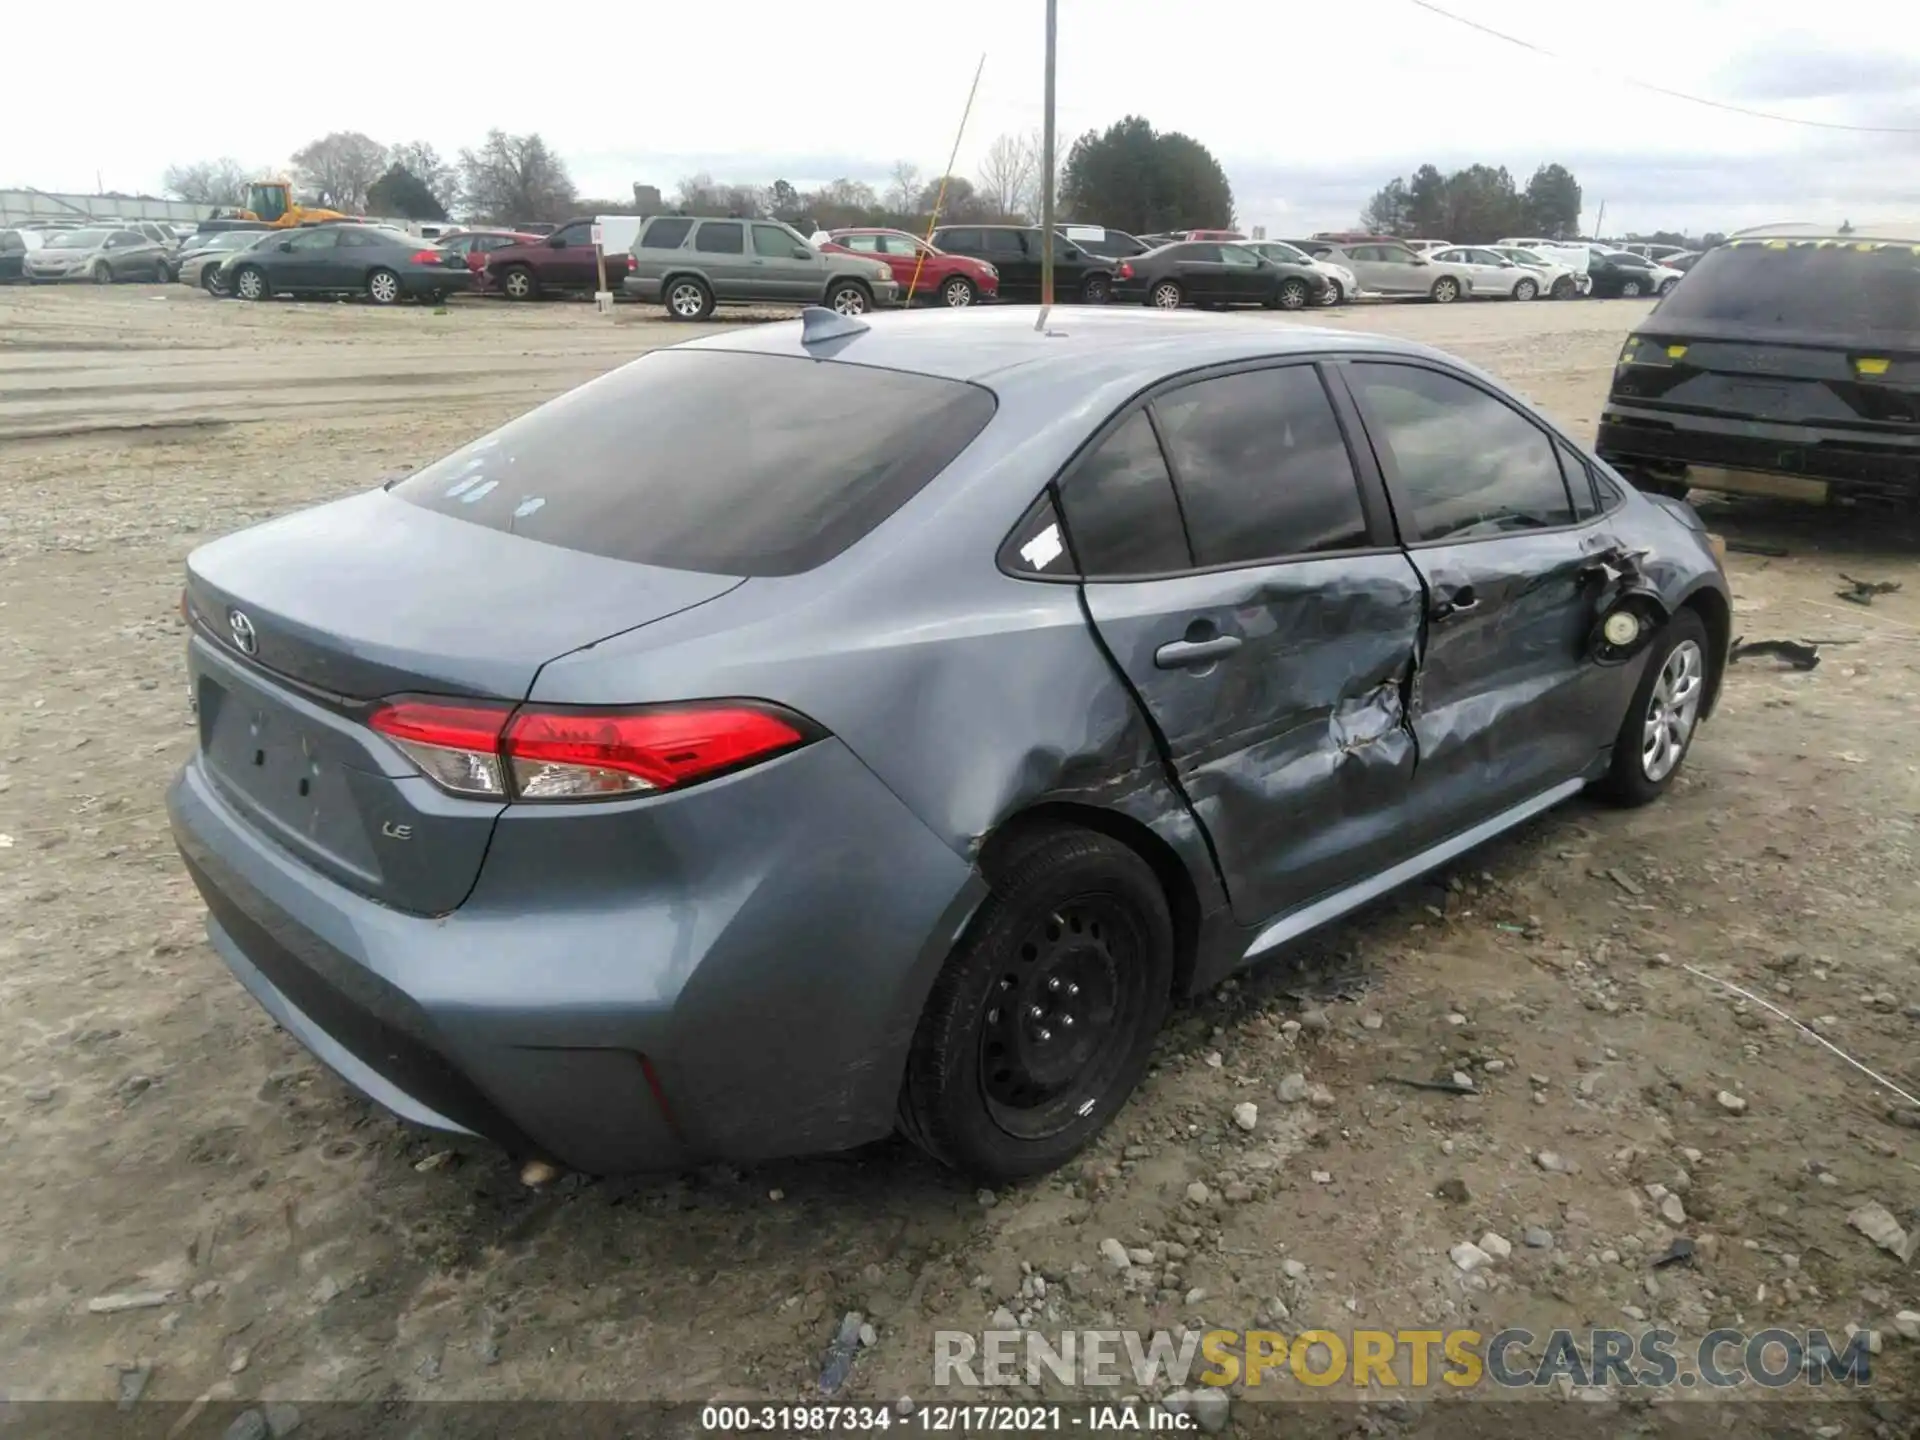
xmin=411 ymin=249 xmax=443 ymax=264
xmin=368 ymin=698 xmax=812 ymax=802
xmin=1117 ymin=261 xmax=1134 ymax=280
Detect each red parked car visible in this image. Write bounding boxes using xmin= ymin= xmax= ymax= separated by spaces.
xmin=481 ymin=217 xmax=633 ymax=301
xmin=437 ymin=229 xmax=539 ymax=292
xmin=824 ymin=228 xmax=999 ymax=307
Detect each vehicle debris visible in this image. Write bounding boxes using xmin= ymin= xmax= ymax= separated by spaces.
xmin=1390 ymin=1075 xmax=1479 ymax=1095
xmin=1651 ymin=1236 xmax=1696 ymax=1269
xmin=819 ymin=1311 xmax=865 ymax=1395
xmin=1836 ymin=573 xmax=1901 ymax=606
xmin=87 ymin=1291 xmax=175 ymax=1315
xmin=1726 ymin=540 xmax=1790 ymax=557
xmin=1729 ymin=637 xmax=1820 ymax=670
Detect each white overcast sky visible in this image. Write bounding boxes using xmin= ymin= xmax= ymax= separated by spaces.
xmin=6 ymin=0 xmax=1918 ymax=236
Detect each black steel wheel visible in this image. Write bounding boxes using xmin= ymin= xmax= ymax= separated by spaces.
xmin=900 ymin=827 xmax=1173 ymax=1179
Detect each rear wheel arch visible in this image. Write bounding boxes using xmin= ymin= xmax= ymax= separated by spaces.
xmin=1678 ymin=585 xmax=1731 ymax=717
xmin=979 ymin=802 xmax=1202 ymax=1000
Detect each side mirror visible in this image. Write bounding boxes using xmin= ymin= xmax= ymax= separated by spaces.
xmin=793 ymin=248 xmax=812 ymax=260
xmin=547 ymin=234 xmax=566 ymax=248
xmin=277 ymin=240 xmax=294 ymax=252
xmin=1413 ymin=255 xmax=1430 ymax=266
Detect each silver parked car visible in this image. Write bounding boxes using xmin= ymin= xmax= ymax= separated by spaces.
xmin=1428 ymin=246 xmax=1548 ymax=300
xmin=1300 ymin=240 xmax=1478 ymax=303
xmin=624 ymin=215 xmax=899 ymax=319
xmin=22 ymin=227 xmax=173 ymax=284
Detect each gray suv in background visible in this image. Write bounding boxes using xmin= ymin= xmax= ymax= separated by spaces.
xmin=625 ymin=216 xmax=899 ymax=319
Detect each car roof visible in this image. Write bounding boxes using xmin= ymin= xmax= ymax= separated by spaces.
xmin=680 ymin=305 xmax=1455 ymax=390
xmin=1730 ymin=220 xmax=1920 ymax=243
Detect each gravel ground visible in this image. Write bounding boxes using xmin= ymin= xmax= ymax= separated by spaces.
xmin=2 ymin=283 xmax=1917 ymax=1427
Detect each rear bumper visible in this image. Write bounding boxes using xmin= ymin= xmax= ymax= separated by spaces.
xmin=169 ymin=738 xmax=984 ymax=1174
xmin=1597 ymin=405 xmax=1920 ymax=495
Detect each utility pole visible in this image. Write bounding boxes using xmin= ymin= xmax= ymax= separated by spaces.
xmin=1038 ymin=0 xmax=1057 ymax=318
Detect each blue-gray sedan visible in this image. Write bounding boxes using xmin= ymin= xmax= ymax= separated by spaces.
xmin=169 ymin=307 xmax=1731 ymax=1180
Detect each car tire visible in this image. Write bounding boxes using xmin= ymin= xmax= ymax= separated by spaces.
xmin=1270 ymin=277 xmax=1311 ymax=310
xmin=233 ymin=265 xmax=268 ymax=301
xmin=1619 ymin=278 xmax=1644 ymax=298
xmin=1657 ymin=278 xmax=1679 ymax=296
xmin=366 ymin=268 xmax=402 ymax=306
xmin=1318 ymin=279 xmax=1343 ymax=306
xmin=941 ymin=276 xmax=977 ymax=307
xmin=899 ymin=826 xmax=1174 ymax=1181
xmin=1595 ymin=609 xmax=1711 ymax=808
xmin=92 ymin=261 xmax=113 ymax=285
xmin=1081 ymin=273 xmax=1112 ymax=304
xmin=827 ymin=280 xmax=871 ymax=315
xmin=664 ymin=276 xmax=715 ymax=320
xmin=1512 ymin=277 xmax=1539 ymax=301
xmin=1551 ymin=275 xmax=1575 ymax=299
xmin=1429 ymin=276 xmax=1460 ymax=303
xmin=1148 ymin=280 xmax=1184 ymax=309
xmin=499 ymin=265 xmax=538 ymax=301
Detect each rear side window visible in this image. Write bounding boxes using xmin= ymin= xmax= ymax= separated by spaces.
xmin=935 ymin=228 xmax=981 ymax=252
xmin=393 ymin=352 xmax=996 ymax=577
xmin=1654 ymin=240 xmax=1920 ymax=341
xmin=1557 ymin=439 xmax=1601 ymax=520
xmin=1056 ymin=411 xmax=1190 ymax=577
xmin=985 ymin=230 xmax=1027 ymax=257
xmin=695 ymin=223 xmax=744 ymax=255
xmin=1350 ymin=364 xmax=1574 ymax=541
xmin=641 ymin=217 xmax=693 ymax=249
xmin=1153 ymin=367 xmax=1369 ymax=565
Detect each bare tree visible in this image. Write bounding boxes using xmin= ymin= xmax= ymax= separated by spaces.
xmin=289 ymin=131 xmax=388 ymax=212
xmin=976 ymin=133 xmax=1036 ymax=220
xmin=161 ymin=158 xmax=253 ymax=208
xmin=457 ymin=130 xmax=578 ymax=224
xmin=674 ymin=172 xmax=763 ymax=216
xmin=387 ymin=141 xmax=459 ymax=210
xmin=886 ymin=160 xmax=922 ymax=216
xmin=1015 ymin=129 xmax=1052 ymax=222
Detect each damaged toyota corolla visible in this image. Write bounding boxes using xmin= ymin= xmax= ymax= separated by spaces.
xmin=169 ymin=306 xmax=1731 ymax=1182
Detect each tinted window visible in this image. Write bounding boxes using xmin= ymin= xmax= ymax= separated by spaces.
xmin=551 ymin=222 xmax=591 ymax=246
xmin=1351 ymin=364 xmax=1573 ymax=541
xmin=393 ymin=352 xmax=996 ymax=577
xmin=752 ymin=223 xmax=799 ymax=258
xmin=695 ymin=222 xmax=744 ymax=254
xmin=1056 ymin=411 xmax=1190 ymax=577
xmin=984 ymin=230 xmax=1027 ymax=257
xmin=1153 ymin=368 xmax=1369 ymax=565
xmin=936 ymin=228 xmax=982 ymax=252
xmin=641 ymin=217 xmax=694 ymax=249
xmin=840 ymin=234 xmax=882 ymax=252
xmin=285 ymin=229 xmax=338 ymax=252
xmin=0 ymin=233 xmax=22 ymax=254
xmin=1220 ymin=246 xmax=1260 ymax=268
xmin=1653 ymin=240 xmax=1920 ymax=341
xmin=336 ymin=229 xmax=388 ymax=249
xmin=1180 ymin=244 xmax=1222 ymax=262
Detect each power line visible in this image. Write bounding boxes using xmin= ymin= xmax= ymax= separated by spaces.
xmin=1404 ymin=0 xmax=1920 ymax=135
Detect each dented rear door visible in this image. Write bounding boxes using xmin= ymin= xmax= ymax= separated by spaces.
xmin=1060 ymin=363 xmax=1426 ymax=927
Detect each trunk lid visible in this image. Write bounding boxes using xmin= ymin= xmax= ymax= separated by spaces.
xmin=185 ymin=489 xmax=743 ymax=913
xmin=1612 ymin=326 xmax=1920 ymax=433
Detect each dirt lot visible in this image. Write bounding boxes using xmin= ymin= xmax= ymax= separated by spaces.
xmin=2 ymin=284 xmax=1917 ymax=1426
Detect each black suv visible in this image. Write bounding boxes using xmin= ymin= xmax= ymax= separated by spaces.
xmin=1596 ymin=226 xmax=1920 ymax=503
xmin=928 ymin=225 xmax=1114 ymax=303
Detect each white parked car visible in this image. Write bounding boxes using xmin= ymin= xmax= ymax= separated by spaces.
xmin=1643 ymin=260 xmax=1686 ymax=295
xmin=1298 ymin=239 xmax=1480 ymax=302
xmin=1486 ymin=244 xmax=1589 ymax=298
xmin=1246 ymin=239 xmax=1359 ymax=304
xmin=1427 ymin=246 xmax=1552 ymax=300
xmin=1496 ymin=237 xmax=1593 ymax=277
xmin=1404 ymin=238 xmax=1453 ymax=254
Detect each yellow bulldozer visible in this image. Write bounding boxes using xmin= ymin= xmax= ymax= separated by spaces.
xmin=214 ymin=179 xmax=352 ymax=229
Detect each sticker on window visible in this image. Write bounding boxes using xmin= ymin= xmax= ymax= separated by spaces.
xmin=1020 ymin=522 xmax=1065 ymax=571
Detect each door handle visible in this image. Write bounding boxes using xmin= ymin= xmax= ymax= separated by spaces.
xmin=1431 ymin=585 xmax=1479 ymax=620
xmin=1155 ymin=635 xmax=1242 ymax=669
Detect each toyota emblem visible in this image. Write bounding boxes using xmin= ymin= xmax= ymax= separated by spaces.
xmin=228 ymin=609 xmax=258 ymax=656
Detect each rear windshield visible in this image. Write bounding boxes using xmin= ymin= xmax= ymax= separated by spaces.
xmin=1654 ymin=240 xmax=1920 ymax=342
xmin=392 ymin=350 xmax=997 ymax=577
